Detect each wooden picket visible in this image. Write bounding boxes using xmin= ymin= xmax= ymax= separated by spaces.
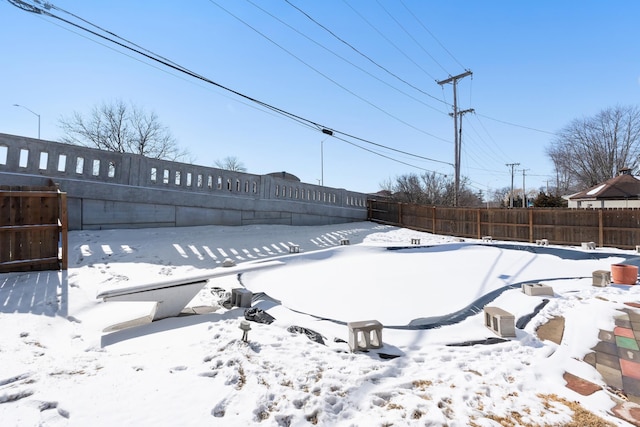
xmin=0 ymin=184 xmax=67 ymax=272
xmin=367 ymin=199 xmax=640 ymax=249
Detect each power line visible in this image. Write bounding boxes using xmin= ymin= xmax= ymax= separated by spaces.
xmin=244 ymin=0 xmax=449 ymax=117
xmin=374 ymin=0 xmax=449 ymax=76
xmin=398 ymin=0 xmax=466 ymax=71
xmin=7 ymin=0 xmax=454 ymax=168
xmin=208 ymin=0 xmax=449 ymax=143
xmin=477 ymin=113 xmax=557 ymax=135
xmin=286 ymin=0 xmax=448 ymax=105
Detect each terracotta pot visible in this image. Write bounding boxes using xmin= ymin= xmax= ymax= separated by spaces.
xmin=611 ymin=264 xmax=638 ymax=285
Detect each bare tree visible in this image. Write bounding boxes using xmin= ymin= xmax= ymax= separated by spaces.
xmin=547 ymin=105 xmax=640 ymax=189
xmin=380 ymin=172 xmax=481 ymax=206
xmin=214 ymin=156 xmax=246 ymax=172
xmin=59 ymin=100 xmax=188 ymax=161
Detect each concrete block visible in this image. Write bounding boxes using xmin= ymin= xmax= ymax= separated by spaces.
xmin=289 ymin=244 xmax=300 ymax=253
xmin=347 ymin=320 xmax=383 ymax=352
xmin=481 ymin=236 xmax=492 ymax=242
xmin=536 ymin=239 xmax=549 ymax=246
xmin=593 ymin=270 xmax=611 ymax=287
xmin=411 ymin=238 xmax=421 ymax=245
xmin=522 ymin=283 xmax=554 ymax=296
xmin=484 ymin=306 xmax=515 ymax=337
xmin=581 ymin=241 xmax=596 ymax=250
xmin=340 ymin=238 xmax=350 ymax=245
xmin=231 ymin=288 xmax=253 ymax=308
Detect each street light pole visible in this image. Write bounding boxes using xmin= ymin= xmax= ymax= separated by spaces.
xmin=320 ymin=128 xmax=333 ymax=187
xmin=13 ymin=104 xmax=40 ymax=139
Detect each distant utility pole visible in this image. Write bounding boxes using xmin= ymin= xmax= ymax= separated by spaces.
xmin=438 ymin=70 xmax=472 ymax=207
xmin=522 ymin=169 xmax=529 ymax=208
xmin=506 ymin=163 xmax=520 ymax=208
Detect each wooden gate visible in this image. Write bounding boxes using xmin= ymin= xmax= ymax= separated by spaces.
xmin=0 ymin=184 xmax=68 ymax=272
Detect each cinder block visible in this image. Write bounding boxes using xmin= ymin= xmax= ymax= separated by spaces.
xmin=522 ymin=283 xmax=554 ymax=296
xmin=593 ymin=270 xmax=611 ymax=287
xmin=289 ymin=245 xmax=300 ymax=253
xmin=231 ymin=288 xmax=253 ymax=308
xmin=340 ymin=238 xmax=350 ymax=245
xmin=482 ymin=236 xmax=492 ymax=242
xmin=411 ymin=238 xmax=421 ymax=245
xmin=347 ymin=320 xmax=383 ymax=352
xmin=484 ymin=306 xmax=515 ymax=337
xmin=581 ymin=242 xmax=596 ymax=250
xmin=536 ymin=239 xmax=549 ymax=246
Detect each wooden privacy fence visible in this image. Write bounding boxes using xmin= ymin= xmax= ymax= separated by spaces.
xmin=0 ymin=184 xmax=68 ymax=272
xmin=368 ymin=199 xmax=640 ymax=250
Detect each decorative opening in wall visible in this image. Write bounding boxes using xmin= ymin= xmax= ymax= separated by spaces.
xmin=57 ymin=154 xmax=66 ymax=172
xmin=244 ymin=180 xmax=249 ymax=192
xmin=295 ymin=188 xmax=299 ymax=199
xmin=235 ymin=179 xmax=240 ymax=192
xmin=332 ymin=194 xmax=336 ymax=203
xmin=76 ymin=157 xmax=84 ymax=174
xmin=108 ymin=161 xmax=116 ymax=178
xmin=186 ymin=172 xmax=192 ymax=187
xmin=197 ymin=174 xmax=203 ymax=188
xmin=39 ymin=152 xmax=48 ymax=170
xmin=252 ymin=181 xmax=257 ymax=193
xmin=282 ymin=186 xmax=287 ymax=198
xmin=92 ymin=159 xmax=100 ymax=176
xmin=207 ymin=175 xmax=213 ymax=189
xmin=0 ymin=145 xmax=7 ymax=165
xmin=217 ymin=176 xmax=222 ymax=190
xmin=175 ymin=171 xmax=181 ymax=186
xmin=275 ymin=185 xmax=279 ymax=197
xmin=150 ymin=167 xmax=157 ymax=183
xmin=19 ymin=149 xmax=29 ymax=168
xmin=163 ymin=169 xmax=169 ymax=184
xmin=226 ymin=178 xmax=231 ymax=191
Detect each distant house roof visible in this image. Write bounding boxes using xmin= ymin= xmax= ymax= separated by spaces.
xmin=569 ymin=170 xmax=640 ymax=201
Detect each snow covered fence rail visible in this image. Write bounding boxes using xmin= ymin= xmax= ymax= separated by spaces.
xmin=96 ymin=260 xmax=284 ymax=321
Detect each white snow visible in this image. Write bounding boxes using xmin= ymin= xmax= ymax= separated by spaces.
xmin=587 ymin=183 xmax=607 ymax=196
xmin=1 ymin=221 xmax=638 ymax=426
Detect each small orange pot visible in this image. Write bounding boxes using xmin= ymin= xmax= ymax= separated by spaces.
xmin=611 ymin=264 xmax=638 ymax=285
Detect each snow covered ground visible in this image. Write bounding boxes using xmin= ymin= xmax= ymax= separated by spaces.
xmin=1 ymin=221 xmax=639 ymax=426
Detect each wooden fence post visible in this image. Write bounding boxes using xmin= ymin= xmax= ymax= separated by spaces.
xmin=432 ymin=206 xmax=437 ymax=234
xmin=529 ymin=209 xmax=534 ymax=243
xmin=598 ymin=210 xmax=604 ymax=247
xmin=477 ymin=209 xmax=481 ymax=239
xmin=60 ymin=192 xmax=68 ymax=270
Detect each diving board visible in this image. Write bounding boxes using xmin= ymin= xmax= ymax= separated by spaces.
xmin=96 ymin=260 xmax=284 ymax=321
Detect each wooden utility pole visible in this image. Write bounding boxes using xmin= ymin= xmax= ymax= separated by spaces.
xmin=522 ymin=168 xmax=529 ymax=208
xmin=506 ymin=163 xmax=520 ymax=208
xmin=438 ymin=70 xmax=472 ymax=206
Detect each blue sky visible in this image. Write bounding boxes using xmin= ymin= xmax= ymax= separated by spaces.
xmin=2 ymin=1 xmax=639 ymax=196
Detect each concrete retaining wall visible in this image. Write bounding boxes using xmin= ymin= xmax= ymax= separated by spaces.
xmin=0 ymin=133 xmax=367 ymax=230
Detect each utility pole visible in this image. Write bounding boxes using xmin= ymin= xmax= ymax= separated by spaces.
xmin=522 ymin=169 xmax=529 ymax=208
xmin=438 ymin=70 xmax=472 ymax=206
xmin=506 ymin=163 xmax=520 ymax=208
xmin=450 ymin=108 xmax=475 ymax=189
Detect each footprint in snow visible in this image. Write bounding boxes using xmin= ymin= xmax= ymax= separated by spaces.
xmin=212 ymin=399 xmax=227 ymax=417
